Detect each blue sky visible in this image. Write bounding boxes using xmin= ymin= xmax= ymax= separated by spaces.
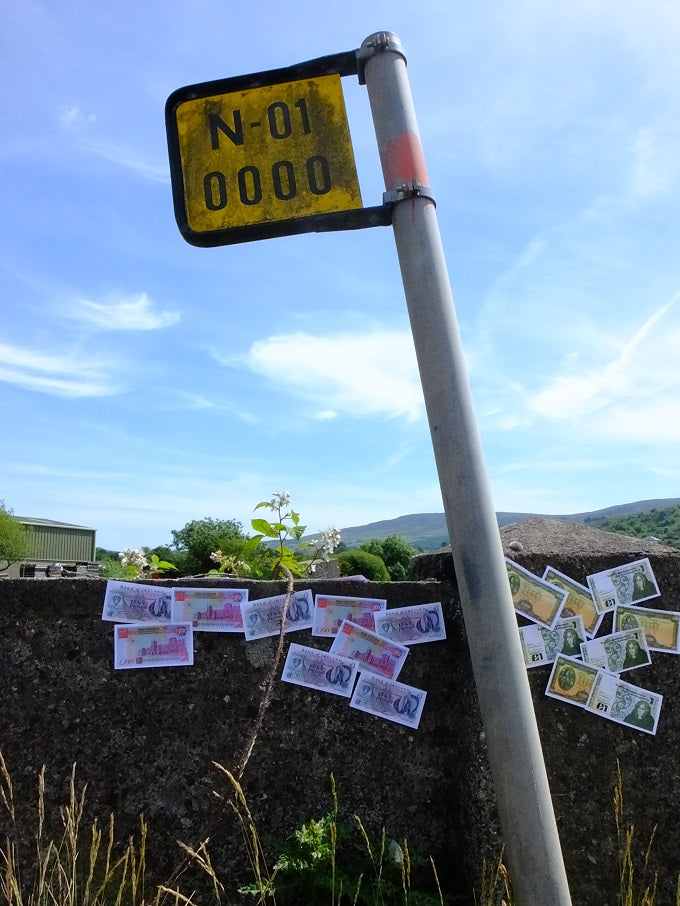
xmin=2 ymin=1 xmax=679 ymax=551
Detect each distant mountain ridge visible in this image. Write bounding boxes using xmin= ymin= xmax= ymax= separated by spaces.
xmin=327 ymin=498 xmax=680 ymax=552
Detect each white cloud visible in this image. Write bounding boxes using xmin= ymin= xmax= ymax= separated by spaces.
xmin=70 ymin=292 xmax=180 ymax=331
xmin=58 ymin=105 xmax=97 ymax=128
xmin=230 ymin=330 xmax=424 ymax=421
xmin=81 ymin=139 xmax=170 ymax=183
xmin=527 ymin=293 xmax=680 ymax=439
xmin=57 ymin=103 xmax=168 ymax=183
xmin=0 ymin=341 xmax=118 ymax=397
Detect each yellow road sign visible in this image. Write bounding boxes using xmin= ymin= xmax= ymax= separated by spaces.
xmin=168 ymin=73 xmax=362 ymax=243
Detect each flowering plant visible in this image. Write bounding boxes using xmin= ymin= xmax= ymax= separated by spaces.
xmin=213 ymin=491 xmax=341 ymax=579
xmin=118 ymin=547 xmax=177 ymax=578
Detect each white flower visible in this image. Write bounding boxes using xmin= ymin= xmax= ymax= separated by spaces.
xmin=269 ymin=490 xmax=291 ymax=511
xmin=118 ymin=548 xmax=148 ymax=569
xmin=320 ymin=527 xmax=342 ymax=557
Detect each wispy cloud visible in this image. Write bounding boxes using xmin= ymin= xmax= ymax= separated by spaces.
xmin=527 ymin=293 xmax=680 ymax=440
xmin=67 ymin=292 xmax=180 ymax=331
xmin=0 ymin=340 xmax=118 ymax=397
xmin=221 ymin=330 xmax=424 ymax=421
xmin=58 ymin=104 xmax=169 ymax=183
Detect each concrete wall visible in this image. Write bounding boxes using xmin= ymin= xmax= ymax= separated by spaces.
xmin=0 ymin=574 xmax=491 ymax=903
xmin=2 ymin=518 xmax=680 ymax=904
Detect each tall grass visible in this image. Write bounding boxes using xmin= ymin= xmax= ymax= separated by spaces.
xmin=0 ymin=751 xmax=157 ymax=906
xmin=614 ymin=761 xmax=658 ymax=906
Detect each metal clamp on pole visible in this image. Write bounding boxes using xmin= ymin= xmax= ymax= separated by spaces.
xmin=383 ymin=180 xmax=436 ymax=208
xmin=356 ymin=31 xmax=406 ymax=84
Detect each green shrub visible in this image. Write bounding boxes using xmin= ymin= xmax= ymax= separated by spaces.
xmin=336 ymin=549 xmax=390 ymax=581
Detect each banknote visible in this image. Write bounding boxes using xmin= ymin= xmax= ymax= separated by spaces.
xmin=103 ymin=581 xmax=172 ymax=623
xmin=241 ymin=590 xmax=314 ymax=640
xmin=373 ymin=602 xmax=446 ymax=646
xmin=329 ymin=619 xmax=409 ymax=680
xmin=505 ymin=559 xmax=567 ymax=629
xmin=519 ymin=616 xmax=586 ymax=669
xmin=542 ymin=566 xmax=603 ymax=638
xmin=580 ymin=627 xmax=651 ymax=674
xmin=114 ymin=622 xmax=193 ymax=669
xmin=545 ymin=655 xmax=599 ymax=707
xmin=171 ymin=587 xmax=247 ymax=632
xmin=614 ymin=604 xmax=680 ymax=653
xmin=586 ymin=670 xmax=662 ymax=735
xmin=312 ymin=595 xmax=387 ymax=637
xmin=281 ymin=643 xmax=358 ymax=698
xmin=586 ymin=558 xmax=660 ymax=612
xmin=350 ymin=672 xmax=426 ymax=729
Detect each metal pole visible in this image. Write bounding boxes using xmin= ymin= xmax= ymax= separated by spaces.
xmin=359 ymin=32 xmax=572 ymax=906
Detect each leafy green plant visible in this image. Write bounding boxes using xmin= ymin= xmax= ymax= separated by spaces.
xmin=0 ymin=502 xmax=31 ymax=572
xmin=222 ymin=491 xmax=341 ymax=579
xmin=358 ymin=536 xmax=418 ymax=581
xmin=337 ymin=548 xmax=390 ymax=581
xmin=117 ymin=548 xmax=178 ymax=578
xmin=214 ymin=770 xmax=446 ymax=906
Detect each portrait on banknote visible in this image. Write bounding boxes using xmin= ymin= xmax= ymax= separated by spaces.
xmin=373 ymin=602 xmax=446 ymax=645
xmin=350 ymin=671 xmax=426 ymax=729
xmin=281 ymin=643 xmax=358 ymax=698
xmin=586 ymin=670 xmax=662 ymax=735
xmin=519 ymin=616 xmax=585 ymax=669
xmin=505 ymin=559 xmax=567 ymax=629
xmin=614 ymin=604 xmax=680 ymax=653
xmin=580 ymin=627 xmax=651 ymax=674
xmin=103 ymin=581 xmax=173 ymax=623
xmin=545 ymin=655 xmax=598 ymax=707
xmin=587 ymin=558 xmax=660 ymax=613
xmin=241 ymin=590 xmax=314 ymax=640
xmin=542 ymin=566 xmax=603 ymax=638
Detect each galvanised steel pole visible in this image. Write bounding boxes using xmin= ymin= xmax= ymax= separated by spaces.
xmin=358 ymin=32 xmax=572 ymax=906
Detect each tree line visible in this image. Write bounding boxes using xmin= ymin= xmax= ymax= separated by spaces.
xmin=96 ymin=516 xmax=420 ymax=582
xmin=589 ymin=505 xmax=680 ymax=550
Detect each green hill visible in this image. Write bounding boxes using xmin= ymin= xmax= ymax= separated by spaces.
xmin=589 ymin=505 xmax=680 ymax=550
xmin=322 ymin=498 xmax=680 ymax=552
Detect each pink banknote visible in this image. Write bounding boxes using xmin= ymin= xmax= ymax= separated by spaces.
xmin=114 ymin=622 xmax=194 ymax=669
xmin=329 ymin=619 xmax=408 ymax=680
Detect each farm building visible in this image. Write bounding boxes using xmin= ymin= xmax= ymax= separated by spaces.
xmin=8 ymin=517 xmax=98 ymax=577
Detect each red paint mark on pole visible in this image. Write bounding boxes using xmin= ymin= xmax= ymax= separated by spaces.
xmin=380 ymin=131 xmax=429 ymax=187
